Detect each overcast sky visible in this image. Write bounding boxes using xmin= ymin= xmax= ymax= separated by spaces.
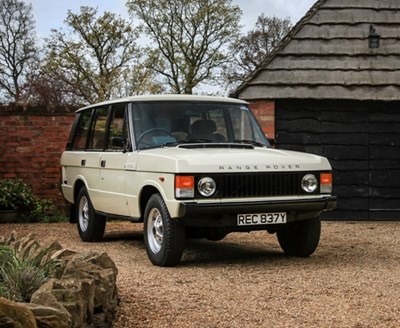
xmin=30 ymin=0 xmax=317 ymax=40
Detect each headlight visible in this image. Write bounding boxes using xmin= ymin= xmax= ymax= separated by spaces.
xmin=198 ymin=177 xmax=216 ymax=197
xmin=301 ymin=174 xmax=318 ymax=193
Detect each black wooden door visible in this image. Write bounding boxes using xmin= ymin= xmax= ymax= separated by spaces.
xmin=275 ymin=100 xmax=400 ymax=220
xmin=369 ymin=107 xmax=400 ymax=213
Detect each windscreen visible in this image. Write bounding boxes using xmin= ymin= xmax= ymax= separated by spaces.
xmin=131 ymin=101 xmax=269 ymax=150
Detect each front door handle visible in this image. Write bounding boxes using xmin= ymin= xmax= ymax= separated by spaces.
xmin=101 ymin=160 xmax=106 ymax=168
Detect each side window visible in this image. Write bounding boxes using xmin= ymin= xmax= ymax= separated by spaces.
xmin=71 ymin=109 xmax=92 ymax=150
xmin=108 ymin=104 xmax=128 ymax=151
xmin=229 ymin=109 xmax=265 ymax=143
xmin=229 ymin=107 xmax=254 ymax=141
xmin=89 ymin=107 xmax=109 ymax=150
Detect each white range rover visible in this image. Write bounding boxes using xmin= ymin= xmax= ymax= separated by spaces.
xmin=61 ymin=95 xmax=336 ymax=266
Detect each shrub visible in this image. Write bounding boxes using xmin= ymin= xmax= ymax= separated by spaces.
xmin=0 ymin=178 xmax=67 ymax=222
xmin=0 ymin=178 xmax=36 ymax=211
xmin=0 ymin=245 xmax=59 ymax=302
xmin=30 ymin=198 xmax=58 ymax=221
xmin=0 ymin=246 xmax=14 ymax=269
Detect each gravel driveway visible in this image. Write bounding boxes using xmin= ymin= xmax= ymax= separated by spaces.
xmin=1 ymin=221 xmax=400 ymax=327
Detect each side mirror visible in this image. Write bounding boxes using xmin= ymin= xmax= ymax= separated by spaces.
xmin=111 ymin=137 xmax=126 ymax=149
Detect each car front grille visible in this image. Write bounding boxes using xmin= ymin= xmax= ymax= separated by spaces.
xmin=197 ymin=172 xmax=308 ymax=198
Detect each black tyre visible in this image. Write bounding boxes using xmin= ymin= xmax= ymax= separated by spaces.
xmin=277 ymin=217 xmax=321 ymax=257
xmin=144 ymin=193 xmax=185 ymax=267
xmin=76 ymin=187 xmax=106 ymax=242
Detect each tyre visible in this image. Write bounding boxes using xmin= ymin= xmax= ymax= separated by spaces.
xmin=277 ymin=217 xmax=321 ymax=257
xmin=144 ymin=193 xmax=185 ymax=267
xmin=76 ymin=187 xmax=106 ymax=242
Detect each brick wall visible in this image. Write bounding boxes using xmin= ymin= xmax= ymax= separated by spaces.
xmin=248 ymin=100 xmax=275 ymax=141
xmin=0 ymin=114 xmax=75 ymax=211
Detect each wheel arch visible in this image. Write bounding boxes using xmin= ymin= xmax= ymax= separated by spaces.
xmin=74 ymin=179 xmax=86 ymax=203
xmin=139 ymin=185 xmax=161 ymax=222
xmin=69 ymin=178 xmax=87 ymax=223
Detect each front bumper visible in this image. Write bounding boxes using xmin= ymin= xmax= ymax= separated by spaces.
xmin=177 ymin=196 xmax=337 ymax=227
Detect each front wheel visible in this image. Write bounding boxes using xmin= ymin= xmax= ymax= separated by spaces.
xmin=144 ymin=194 xmax=185 ymax=267
xmin=76 ymin=187 xmax=106 ymax=242
xmin=277 ymin=217 xmax=321 ymax=257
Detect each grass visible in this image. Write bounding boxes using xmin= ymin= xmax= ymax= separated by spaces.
xmin=0 ymin=245 xmax=59 ymax=302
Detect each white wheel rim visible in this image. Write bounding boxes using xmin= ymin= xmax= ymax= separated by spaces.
xmin=147 ymin=208 xmax=163 ymax=254
xmin=78 ymin=195 xmax=89 ymax=232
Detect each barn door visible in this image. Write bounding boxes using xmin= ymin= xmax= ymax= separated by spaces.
xmin=368 ymin=108 xmax=400 ymax=212
xmin=275 ymin=100 xmax=400 ymax=219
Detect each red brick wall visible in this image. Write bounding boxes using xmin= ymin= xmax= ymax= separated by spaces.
xmin=0 ymin=114 xmax=74 ymax=211
xmin=248 ymin=100 xmax=275 ymax=140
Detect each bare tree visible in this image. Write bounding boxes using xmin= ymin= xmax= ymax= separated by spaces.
xmin=225 ymin=14 xmax=292 ymax=90
xmin=26 ymin=74 xmax=83 ymax=111
xmin=128 ymin=0 xmax=242 ymax=94
xmin=42 ymin=6 xmax=143 ymax=104
xmin=0 ymin=0 xmax=37 ymax=103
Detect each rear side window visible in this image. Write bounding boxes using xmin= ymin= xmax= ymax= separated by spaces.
xmin=71 ymin=109 xmax=92 ymax=150
xmin=90 ymin=107 xmax=108 ymax=150
xmin=70 ymin=104 xmax=129 ymax=151
xmin=108 ymin=104 xmax=128 ymax=151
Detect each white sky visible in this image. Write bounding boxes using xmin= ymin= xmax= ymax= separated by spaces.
xmin=30 ymin=0 xmax=317 ymax=40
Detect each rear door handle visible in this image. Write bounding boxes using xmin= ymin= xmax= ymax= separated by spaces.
xmin=81 ymin=159 xmax=86 ymax=166
xmin=101 ymin=160 xmax=106 ymax=168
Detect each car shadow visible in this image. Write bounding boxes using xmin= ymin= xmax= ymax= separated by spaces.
xmin=99 ymin=227 xmax=353 ymax=268
xmin=180 ymin=239 xmax=290 ymax=267
xmin=102 ymin=229 xmax=143 ymax=243
xmin=101 ymin=228 xmax=290 ymax=266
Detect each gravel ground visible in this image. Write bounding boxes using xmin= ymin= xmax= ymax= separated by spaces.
xmin=1 ymin=220 xmax=400 ymax=328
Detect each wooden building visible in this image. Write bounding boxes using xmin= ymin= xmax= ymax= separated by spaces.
xmin=233 ymin=0 xmax=400 ymax=220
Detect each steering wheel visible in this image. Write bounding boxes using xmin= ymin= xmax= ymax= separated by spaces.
xmin=137 ymin=128 xmax=173 ymax=147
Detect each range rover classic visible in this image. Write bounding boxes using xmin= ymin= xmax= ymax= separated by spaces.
xmin=60 ymin=95 xmax=336 ymax=266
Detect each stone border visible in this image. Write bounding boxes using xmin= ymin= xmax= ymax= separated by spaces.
xmin=0 ymin=232 xmax=118 ymax=328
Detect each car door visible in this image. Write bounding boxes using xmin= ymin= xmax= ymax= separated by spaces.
xmin=97 ymin=103 xmax=131 ymax=216
xmin=78 ymin=106 xmax=109 ymax=211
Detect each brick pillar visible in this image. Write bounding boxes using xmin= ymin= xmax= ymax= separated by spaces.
xmin=248 ymin=100 xmax=275 ymax=141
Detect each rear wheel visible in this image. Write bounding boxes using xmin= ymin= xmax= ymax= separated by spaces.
xmin=277 ymin=217 xmax=321 ymax=257
xmin=76 ymin=187 xmax=106 ymax=242
xmin=144 ymin=193 xmax=185 ymax=267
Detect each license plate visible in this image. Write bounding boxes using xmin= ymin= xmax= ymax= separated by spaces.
xmin=237 ymin=212 xmax=287 ymax=226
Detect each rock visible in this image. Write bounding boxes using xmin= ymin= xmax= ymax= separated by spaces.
xmin=0 ymin=234 xmax=118 ymax=328
xmin=63 ymin=252 xmax=118 ymax=313
xmin=30 ymin=279 xmax=71 ymax=315
xmin=0 ymin=297 xmax=37 ymax=328
xmin=23 ymin=303 xmax=71 ymax=328
xmin=47 ymin=278 xmax=95 ymax=326
xmin=0 ymin=316 xmax=15 ymax=328
xmin=51 ymin=249 xmax=77 ymax=261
